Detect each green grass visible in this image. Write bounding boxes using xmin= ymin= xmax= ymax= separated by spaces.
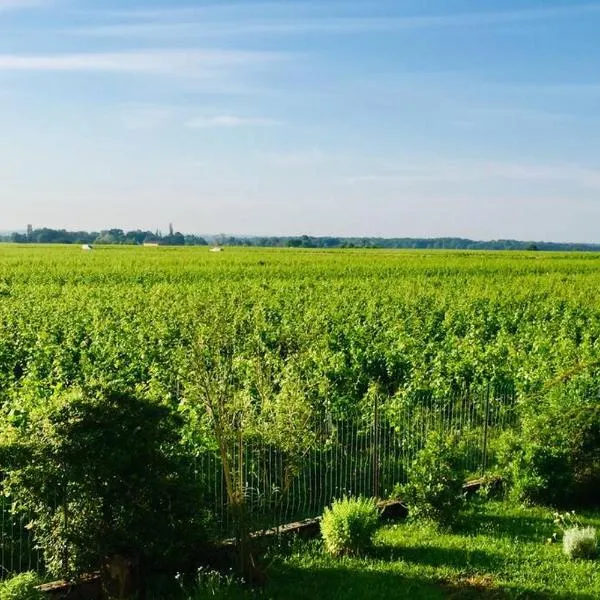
xmin=172 ymin=501 xmax=600 ymax=599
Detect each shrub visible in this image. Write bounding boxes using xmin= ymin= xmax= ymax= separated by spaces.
xmin=400 ymin=431 xmax=466 ymax=527
xmin=0 ymin=386 xmax=210 ymax=579
xmin=499 ymin=379 xmax=600 ymax=507
xmin=0 ymin=573 xmax=43 ymax=600
xmin=498 ymin=430 xmax=571 ymax=506
xmin=320 ymin=496 xmax=380 ymax=557
xmin=563 ymin=527 xmax=598 ymax=559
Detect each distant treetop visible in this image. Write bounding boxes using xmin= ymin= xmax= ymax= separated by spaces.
xmin=3 ymin=228 xmax=208 ymax=247
xmin=1 ymin=229 xmax=598 ymax=252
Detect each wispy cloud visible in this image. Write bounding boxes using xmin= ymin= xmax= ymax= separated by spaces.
xmin=446 ymin=106 xmax=600 ymax=129
xmin=119 ymin=104 xmax=178 ymax=130
xmin=75 ymin=2 xmax=307 ymax=21
xmin=344 ymin=160 xmax=600 ymax=190
xmin=258 ymin=148 xmax=325 ymax=167
xmin=509 ymin=82 xmax=600 ymax=97
xmin=69 ymin=3 xmax=600 ymax=39
xmin=187 ymin=115 xmax=282 ymax=128
xmin=483 ymin=162 xmax=600 ymax=189
xmin=467 ymin=107 xmax=583 ymax=124
xmin=0 ymin=0 xmax=47 ymax=12
xmin=0 ymin=49 xmax=284 ymax=76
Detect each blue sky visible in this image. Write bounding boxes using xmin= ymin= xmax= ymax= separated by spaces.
xmin=1 ymin=0 xmax=600 ymax=241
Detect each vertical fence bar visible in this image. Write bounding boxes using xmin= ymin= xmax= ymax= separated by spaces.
xmin=482 ymin=384 xmax=491 ymax=475
xmin=372 ymin=392 xmax=380 ymax=499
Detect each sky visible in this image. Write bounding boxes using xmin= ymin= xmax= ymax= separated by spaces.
xmin=1 ymin=0 xmax=600 ymax=241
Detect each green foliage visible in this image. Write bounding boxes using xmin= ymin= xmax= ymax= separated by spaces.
xmin=185 ymin=295 xmax=320 ymax=577
xmin=3 ymin=246 xmax=600 ymax=573
xmin=3 ymin=245 xmax=600 ymax=417
xmin=563 ymin=527 xmax=598 ymax=559
xmin=0 ymin=386 xmax=209 ymax=578
xmin=7 ymin=230 xmax=600 ymax=251
xmin=320 ymin=496 xmax=380 ymax=557
xmin=174 ymin=567 xmax=257 ymax=600
xmin=499 ymin=377 xmax=600 ymax=506
xmin=170 ymin=502 xmax=600 ymax=600
xmin=158 ymin=506 xmax=600 ymax=599
xmin=400 ymin=432 xmax=466 ymax=527
xmin=0 ymin=573 xmax=42 ymax=600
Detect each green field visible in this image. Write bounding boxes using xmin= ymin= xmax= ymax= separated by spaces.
xmin=2 ymin=244 xmax=600 ymax=407
xmin=1 ymin=245 xmax=600 ymax=591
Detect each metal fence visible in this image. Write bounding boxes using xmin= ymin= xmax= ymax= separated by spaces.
xmin=0 ymin=385 xmax=516 ymax=580
xmin=0 ymin=496 xmax=44 ymax=580
xmin=195 ymin=384 xmax=516 ymax=536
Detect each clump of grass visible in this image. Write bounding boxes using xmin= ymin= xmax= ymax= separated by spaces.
xmin=173 ymin=566 xmax=255 ymax=599
xmin=563 ymin=527 xmax=598 ymax=559
xmin=320 ymin=496 xmax=380 ymax=557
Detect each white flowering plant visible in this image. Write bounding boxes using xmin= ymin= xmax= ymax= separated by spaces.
xmin=550 ymin=511 xmax=598 ymax=559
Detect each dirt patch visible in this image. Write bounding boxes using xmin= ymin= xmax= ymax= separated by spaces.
xmin=439 ymin=575 xmax=508 ymax=599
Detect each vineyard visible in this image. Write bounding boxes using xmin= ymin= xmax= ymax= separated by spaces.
xmin=1 ymin=245 xmax=599 ymax=584
xmin=2 ymin=245 xmax=599 ymax=401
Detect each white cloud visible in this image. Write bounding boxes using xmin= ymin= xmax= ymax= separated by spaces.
xmin=75 ymin=2 xmax=301 ymax=21
xmin=343 ymin=160 xmax=600 ymax=190
xmin=258 ymin=148 xmax=325 ymax=167
xmin=186 ymin=115 xmax=282 ymax=128
xmin=467 ymin=107 xmax=584 ymax=124
xmin=0 ymin=49 xmax=284 ymax=76
xmin=117 ymin=105 xmax=284 ymax=130
xmin=119 ymin=104 xmax=177 ymax=130
xmin=69 ymin=3 xmax=600 ymax=39
xmin=482 ymin=162 xmax=600 ymax=189
xmin=0 ymin=0 xmax=46 ymax=12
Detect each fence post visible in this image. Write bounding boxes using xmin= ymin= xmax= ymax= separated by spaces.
xmin=481 ymin=384 xmax=490 ymax=476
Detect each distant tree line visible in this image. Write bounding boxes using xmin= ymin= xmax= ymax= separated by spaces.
xmin=2 ymin=228 xmax=208 ymax=246
xmin=2 ymin=229 xmax=600 ymax=251
xmin=210 ymin=235 xmax=600 ymax=252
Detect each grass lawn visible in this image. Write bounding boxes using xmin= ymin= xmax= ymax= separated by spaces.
xmin=171 ymin=501 xmax=600 ymax=599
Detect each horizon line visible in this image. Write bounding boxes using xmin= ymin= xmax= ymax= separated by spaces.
xmin=2 ymin=229 xmax=600 ymax=247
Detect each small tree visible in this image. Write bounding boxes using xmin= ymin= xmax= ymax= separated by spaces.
xmin=186 ymin=296 xmax=316 ymax=582
xmin=0 ymin=386 xmax=208 ymax=584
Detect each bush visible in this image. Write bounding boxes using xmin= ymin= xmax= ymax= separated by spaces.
xmin=498 ymin=430 xmax=571 ymax=506
xmin=320 ymin=496 xmax=380 ymax=557
xmin=400 ymin=431 xmax=466 ymax=527
xmin=0 ymin=573 xmax=43 ymax=600
xmin=499 ymin=379 xmax=600 ymax=507
xmin=563 ymin=527 xmax=598 ymax=559
xmin=0 ymin=386 xmax=211 ymax=579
